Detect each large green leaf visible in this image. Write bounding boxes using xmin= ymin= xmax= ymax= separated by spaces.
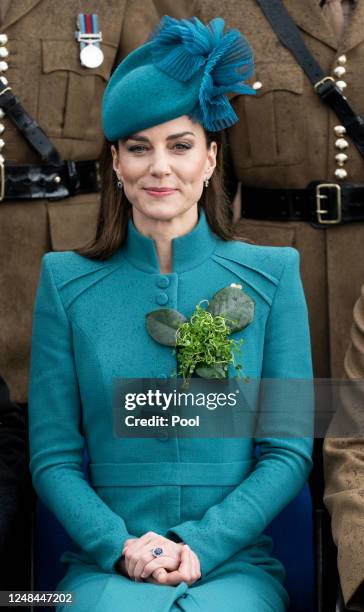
xmin=145 ymin=309 xmax=186 ymax=346
xmin=207 ymin=285 xmax=255 ymax=333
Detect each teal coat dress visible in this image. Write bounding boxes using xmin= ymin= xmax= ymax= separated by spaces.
xmin=28 ymin=209 xmax=313 ymax=612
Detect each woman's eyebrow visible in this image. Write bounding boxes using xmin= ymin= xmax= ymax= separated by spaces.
xmin=126 ymin=131 xmax=195 ymax=143
xmin=166 ymin=131 xmax=195 ymax=140
xmin=126 ymin=134 xmax=149 ymax=142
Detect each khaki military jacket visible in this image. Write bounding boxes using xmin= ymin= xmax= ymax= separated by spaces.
xmin=0 ymin=0 xmax=158 ymax=402
xmin=324 ymin=286 xmax=364 ymax=610
xmin=156 ymin=0 xmax=364 ymax=379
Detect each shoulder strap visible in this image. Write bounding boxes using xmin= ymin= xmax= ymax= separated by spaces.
xmin=256 ymin=0 xmax=364 ymax=160
xmin=0 ymin=80 xmax=63 ymax=166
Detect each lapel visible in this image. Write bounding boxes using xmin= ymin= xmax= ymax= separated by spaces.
xmin=1 ymin=0 xmax=43 ymax=30
xmin=340 ymin=0 xmax=364 ymax=53
xmin=284 ymin=0 xmax=338 ymax=50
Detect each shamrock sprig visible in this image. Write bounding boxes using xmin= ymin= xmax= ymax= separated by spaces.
xmin=174 ymin=302 xmax=243 ymax=382
xmin=145 ymin=284 xmax=255 ymax=384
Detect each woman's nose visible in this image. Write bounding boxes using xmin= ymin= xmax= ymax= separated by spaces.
xmin=149 ymin=150 xmax=171 ymax=177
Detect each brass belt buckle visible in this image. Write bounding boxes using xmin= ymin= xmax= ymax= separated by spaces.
xmin=316 ymin=183 xmax=342 ymax=224
xmin=314 ymin=76 xmax=336 ymax=94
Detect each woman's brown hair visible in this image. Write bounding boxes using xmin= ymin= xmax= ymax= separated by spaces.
xmin=77 ymin=129 xmax=235 ymax=261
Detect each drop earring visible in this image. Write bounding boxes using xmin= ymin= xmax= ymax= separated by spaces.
xmin=204 ymin=178 xmax=209 ymax=188
xmin=115 ymin=172 xmax=123 ymax=190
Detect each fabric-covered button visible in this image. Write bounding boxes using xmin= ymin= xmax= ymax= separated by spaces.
xmin=156 ymin=293 xmax=168 ymax=306
xmin=157 ymin=276 xmax=170 ymax=289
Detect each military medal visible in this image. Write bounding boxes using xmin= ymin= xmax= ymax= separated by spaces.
xmin=76 ymin=14 xmax=104 ymax=69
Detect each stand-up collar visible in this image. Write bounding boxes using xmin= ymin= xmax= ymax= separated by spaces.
xmin=122 ymin=208 xmax=219 ymax=274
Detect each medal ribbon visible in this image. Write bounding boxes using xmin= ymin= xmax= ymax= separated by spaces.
xmin=77 ymin=13 xmax=102 ymax=52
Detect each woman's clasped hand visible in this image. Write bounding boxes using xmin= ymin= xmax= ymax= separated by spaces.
xmin=118 ymin=532 xmax=201 ymax=586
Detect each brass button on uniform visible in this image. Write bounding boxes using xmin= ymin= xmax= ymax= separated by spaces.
xmin=333 ymin=66 xmax=346 ymax=78
xmin=337 ymin=54 xmax=347 ymax=65
xmin=335 ymin=153 xmax=348 ymax=165
xmin=335 ymin=138 xmax=349 ymax=150
xmin=156 ymin=293 xmax=168 ymax=306
xmin=0 ymin=35 xmax=8 ymax=46
xmin=157 ymin=276 xmax=170 ymax=289
xmin=252 ymin=80 xmax=262 ymax=90
xmin=0 ymin=124 xmax=5 ymax=135
xmin=0 ymin=48 xmax=8 ymax=59
xmin=0 ymin=61 xmax=8 ymax=71
xmin=335 ymin=168 xmax=347 ymax=180
xmin=334 ymin=125 xmax=346 ymax=136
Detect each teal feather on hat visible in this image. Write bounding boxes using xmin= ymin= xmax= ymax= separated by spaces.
xmin=150 ymin=17 xmax=255 ymax=131
xmin=102 ymin=16 xmax=255 ymax=140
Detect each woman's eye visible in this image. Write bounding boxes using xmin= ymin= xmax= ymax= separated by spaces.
xmin=172 ymin=142 xmax=192 ymax=152
xmin=127 ymin=145 xmax=148 ymax=153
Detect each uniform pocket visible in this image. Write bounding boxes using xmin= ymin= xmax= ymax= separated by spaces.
xmin=229 ymin=62 xmax=305 ymax=169
xmin=39 ymin=40 xmax=117 ymax=140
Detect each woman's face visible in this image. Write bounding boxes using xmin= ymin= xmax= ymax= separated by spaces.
xmin=111 ymin=116 xmax=217 ymax=223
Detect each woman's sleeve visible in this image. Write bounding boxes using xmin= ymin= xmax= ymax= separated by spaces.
xmin=166 ymin=248 xmax=313 ymax=576
xmin=29 ymin=255 xmax=134 ymax=574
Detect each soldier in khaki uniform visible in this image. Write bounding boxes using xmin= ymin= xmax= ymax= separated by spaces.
xmin=154 ymin=0 xmax=364 ymax=381
xmin=0 ymin=0 xmax=158 ymax=403
xmin=324 ymin=287 xmax=364 ymax=610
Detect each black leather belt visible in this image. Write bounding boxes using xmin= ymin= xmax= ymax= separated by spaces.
xmin=241 ymin=182 xmax=364 ymax=227
xmin=0 ymin=160 xmax=100 ymax=201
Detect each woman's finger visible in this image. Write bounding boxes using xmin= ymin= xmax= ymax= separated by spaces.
xmin=189 ymin=549 xmax=201 ymax=583
xmin=129 ymin=537 xmax=177 ymax=581
xmin=183 ymin=547 xmax=196 ymax=585
xmin=124 ymin=533 xmax=158 ymax=578
xmin=148 ymin=568 xmax=168 ymax=584
xmin=123 ymin=532 xmax=156 ymax=556
xmin=139 ymin=553 xmax=179 ymax=580
xmin=161 ymin=545 xmax=191 ymax=586
xmin=121 ymin=537 xmax=138 ymax=556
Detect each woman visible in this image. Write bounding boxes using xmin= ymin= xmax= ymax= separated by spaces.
xmin=29 ymin=16 xmax=313 ymax=612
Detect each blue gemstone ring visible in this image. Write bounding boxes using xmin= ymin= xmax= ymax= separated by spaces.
xmin=151 ymin=547 xmax=164 ymax=558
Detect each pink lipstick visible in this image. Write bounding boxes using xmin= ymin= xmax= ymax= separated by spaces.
xmin=144 ymin=188 xmax=177 ymax=197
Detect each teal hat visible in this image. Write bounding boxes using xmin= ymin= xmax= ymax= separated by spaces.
xmin=102 ymin=16 xmax=255 ymax=141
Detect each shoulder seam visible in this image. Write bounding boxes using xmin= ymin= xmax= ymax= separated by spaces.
xmin=44 ymin=256 xmax=70 ymax=324
xmin=271 ymin=248 xmax=298 ymax=307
